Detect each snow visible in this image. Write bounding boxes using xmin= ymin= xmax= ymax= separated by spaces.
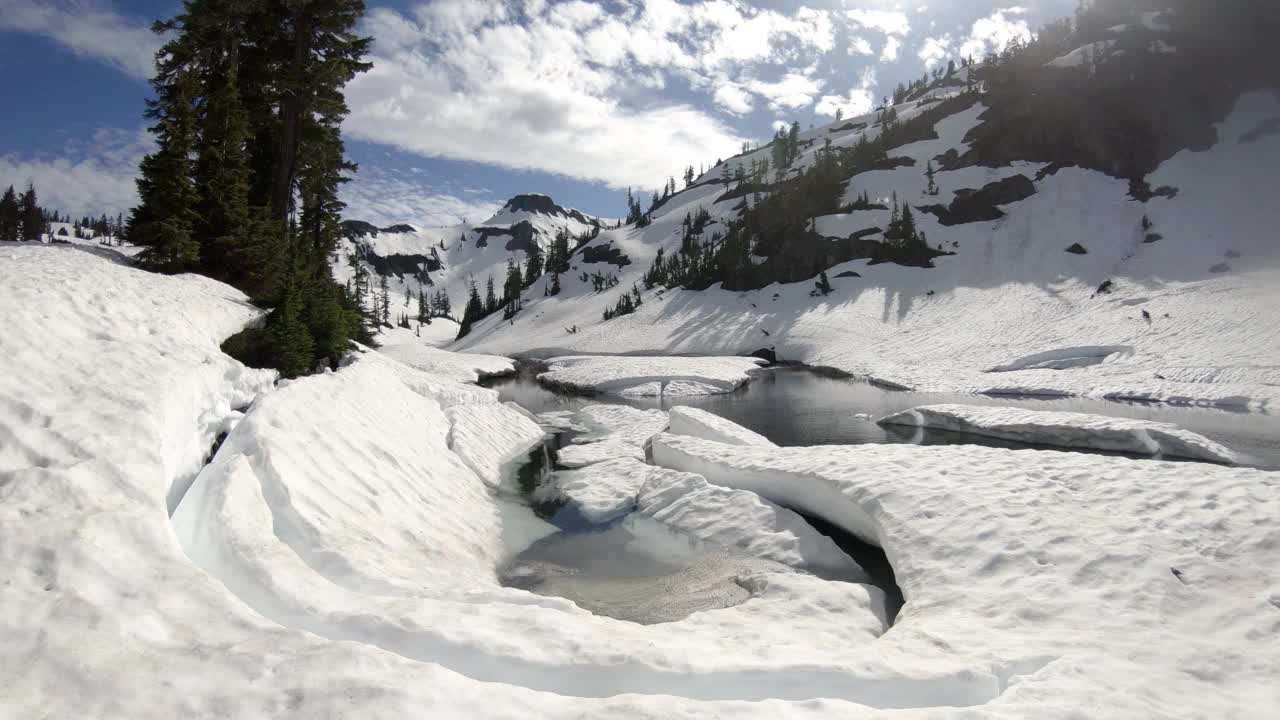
xmin=9 ymin=35 xmax=1280 ymax=719
xmin=878 ymin=403 xmax=1239 ymax=464
xmin=544 ymin=403 xmax=859 ymax=590
xmin=176 ymin=353 xmax=518 ymax=592
xmin=334 ymin=197 xmax=601 ymax=331
xmin=539 ymin=354 xmax=766 ymax=396
xmin=547 ymin=404 xmax=848 ymax=579
xmin=667 ymin=405 xmax=776 ymax=446
xmin=0 ymin=244 xmax=275 ymax=511
xmin=446 ymin=402 xmax=546 ymax=486
xmin=570 ymin=404 xmax=670 ymax=445
xmin=814 ymin=208 xmax=885 ymax=239
xmin=651 ymin=432 xmax=1280 ymax=717
xmin=0 ymin=254 xmax=900 ymax=715
xmin=40 ymin=223 xmax=143 ymax=258
xmin=557 ymin=438 xmax=646 ymax=468
xmin=986 ymin=345 xmax=1131 ymax=372
xmin=377 ymin=324 xmax=514 ymax=382
xmin=380 ymin=317 xmax=464 ymax=347
xmin=454 ymin=91 xmax=1280 ymax=412
xmin=548 ymin=406 xmax=866 ymax=583
xmin=551 ymin=456 xmax=678 ymax=521
xmin=356 ymin=209 xmax=595 ymax=261
xmin=548 ymin=397 xmax=670 ymax=468
xmin=1046 ymin=39 xmax=1115 ymax=68
xmin=637 ymin=470 xmax=865 ymax=581
xmin=344 ymin=345 xmax=501 ymax=409
xmin=6 ymin=242 xmax=1279 ymax=717
xmin=550 ymin=407 xmax=855 ymax=581
xmin=536 ymin=409 xmax=586 ymax=432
